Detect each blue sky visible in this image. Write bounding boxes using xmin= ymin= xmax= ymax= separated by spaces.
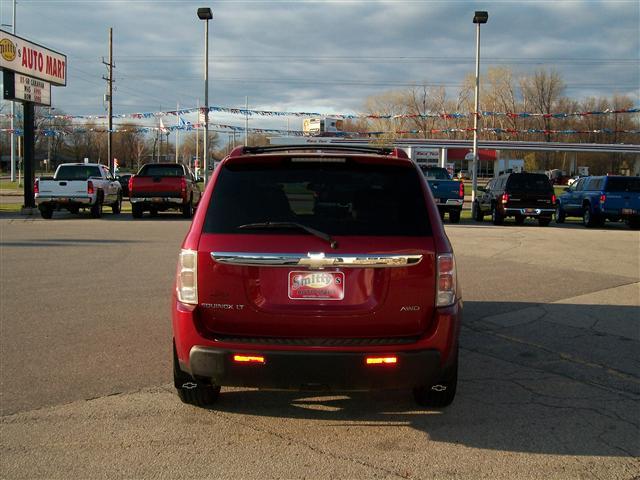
xmin=1 ymin=0 xmax=638 ymax=131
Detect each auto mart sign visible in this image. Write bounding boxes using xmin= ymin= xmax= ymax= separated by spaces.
xmin=0 ymin=30 xmax=67 ymax=86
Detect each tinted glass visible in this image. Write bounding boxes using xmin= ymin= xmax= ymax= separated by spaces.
xmin=506 ymin=174 xmax=553 ymax=192
xmin=138 ymin=164 xmax=184 ymax=177
xmin=420 ymin=166 xmax=450 ymax=180
xmin=55 ymin=165 xmax=101 ymax=181
xmin=204 ymin=161 xmax=431 ymax=236
xmin=605 ymin=177 xmax=640 ymax=192
xmin=585 ymin=178 xmax=604 ymax=191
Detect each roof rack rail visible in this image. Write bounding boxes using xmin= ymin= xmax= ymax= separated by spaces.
xmin=238 ymin=144 xmax=408 ymax=158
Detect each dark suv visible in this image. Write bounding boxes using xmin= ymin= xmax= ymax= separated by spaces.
xmin=474 ymin=172 xmax=556 ymax=226
xmin=172 ymin=145 xmax=462 ymax=409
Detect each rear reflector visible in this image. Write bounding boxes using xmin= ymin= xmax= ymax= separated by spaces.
xmin=365 ymin=356 xmax=398 ymax=365
xmin=233 ymin=354 xmax=265 ymax=364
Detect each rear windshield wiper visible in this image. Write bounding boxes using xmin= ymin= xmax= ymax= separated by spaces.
xmin=237 ymin=221 xmax=338 ymax=249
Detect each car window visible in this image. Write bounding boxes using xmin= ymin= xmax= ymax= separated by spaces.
xmin=605 ymin=177 xmax=640 ymax=192
xmin=574 ymin=178 xmax=585 ymax=191
xmin=486 ymin=179 xmax=495 ymax=190
xmin=138 ymin=164 xmax=184 ymax=177
xmin=420 ymin=166 xmax=450 ymax=180
xmin=55 ymin=165 xmax=101 ymax=181
xmin=204 ymin=161 xmax=432 ymax=237
xmin=586 ymin=178 xmax=604 ymax=191
xmin=506 ymin=174 xmax=553 ymax=192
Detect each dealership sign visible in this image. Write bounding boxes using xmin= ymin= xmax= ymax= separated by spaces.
xmin=0 ymin=30 xmax=67 ymax=86
xmin=3 ymin=71 xmax=51 ymax=106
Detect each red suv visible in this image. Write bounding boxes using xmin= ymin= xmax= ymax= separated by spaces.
xmin=172 ymin=145 xmax=462 ymax=408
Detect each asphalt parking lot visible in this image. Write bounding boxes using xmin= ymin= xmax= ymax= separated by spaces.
xmin=1 ymin=211 xmax=638 ymax=479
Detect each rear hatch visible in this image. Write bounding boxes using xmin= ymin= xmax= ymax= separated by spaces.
xmin=131 ymin=164 xmax=184 ymax=198
xmin=505 ymin=173 xmax=554 ymax=209
xmin=604 ymin=177 xmax=640 ymax=214
xmin=196 ymin=156 xmax=437 ymax=340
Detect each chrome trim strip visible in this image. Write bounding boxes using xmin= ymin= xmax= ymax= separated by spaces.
xmin=211 ymin=252 xmax=423 ymax=268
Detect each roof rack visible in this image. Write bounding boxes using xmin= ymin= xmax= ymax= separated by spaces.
xmin=236 ymin=144 xmax=408 ymax=158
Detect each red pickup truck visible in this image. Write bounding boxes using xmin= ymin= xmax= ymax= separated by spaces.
xmin=172 ymin=145 xmax=462 ymax=409
xmin=129 ymin=163 xmax=201 ymax=218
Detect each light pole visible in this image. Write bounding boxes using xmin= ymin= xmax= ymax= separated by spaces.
xmin=197 ymin=7 xmax=213 ymax=183
xmin=471 ymin=10 xmax=488 ymax=218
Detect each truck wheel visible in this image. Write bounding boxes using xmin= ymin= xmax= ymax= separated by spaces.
xmin=582 ymin=206 xmax=597 ymax=228
xmin=473 ymin=202 xmax=484 ymax=222
xmin=439 ymin=209 xmax=445 ymax=222
xmin=182 ymin=199 xmax=194 ymax=219
xmin=173 ymin=341 xmax=220 ymax=407
xmin=449 ymin=209 xmax=461 ymax=224
xmin=628 ymin=218 xmax=640 ymax=230
xmin=491 ymin=205 xmax=504 ymax=226
xmin=413 ymin=349 xmax=458 ymax=408
xmin=538 ymin=217 xmax=551 ymax=227
xmin=112 ymin=193 xmax=122 ymax=214
xmin=514 ymin=214 xmax=525 ymax=225
xmin=39 ymin=205 xmax=53 ymax=219
xmin=90 ymin=194 xmax=103 ymax=218
xmin=131 ymin=203 xmax=143 ymax=219
xmin=555 ymin=206 xmax=566 ymax=224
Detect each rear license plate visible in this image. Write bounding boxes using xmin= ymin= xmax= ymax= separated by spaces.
xmin=288 ymin=271 xmax=344 ymax=300
xmin=152 ymin=197 xmax=163 ymax=203
xmin=525 ymin=208 xmax=537 ymax=214
xmin=622 ymin=208 xmax=636 ymax=215
xmin=58 ymin=197 xmax=69 ymax=203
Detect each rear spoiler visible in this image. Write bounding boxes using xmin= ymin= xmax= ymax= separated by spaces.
xmin=229 ymin=145 xmax=409 ymax=159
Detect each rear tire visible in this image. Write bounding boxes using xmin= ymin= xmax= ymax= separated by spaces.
xmin=39 ymin=205 xmax=53 ymax=219
xmin=555 ymin=206 xmax=566 ymax=224
xmin=449 ymin=209 xmax=461 ymax=224
xmin=628 ymin=218 xmax=640 ymax=230
xmin=174 ymin=342 xmax=220 ymax=407
xmin=112 ymin=193 xmax=122 ymax=214
xmin=491 ymin=205 xmax=504 ymax=226
xmin=473 ymin=202 xmax=484 ymax=222
xmin=582 ymin=205 xmax=597 ymax=228
xmin=90 ymin=194 xmax=103 ymax=218
xmin=182 ymin=198 xmax=194 ymax=219
xmin=131 ymin=203 xmax=143 ymax=219
xmin=413 ymin=349 xmax=458 ymax=408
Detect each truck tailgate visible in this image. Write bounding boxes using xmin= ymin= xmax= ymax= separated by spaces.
xmin=130 ymin=176 xmax=183 ymax=198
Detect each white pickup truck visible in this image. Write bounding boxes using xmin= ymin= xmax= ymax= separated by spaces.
xmin=35 ymin=163 xmax=122 ymax=219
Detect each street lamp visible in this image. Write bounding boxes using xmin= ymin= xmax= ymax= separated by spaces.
xmin=197 ymin=7 xmax=213 ymax=183
xmin=471 ymin=10 xmax=488 ymax=218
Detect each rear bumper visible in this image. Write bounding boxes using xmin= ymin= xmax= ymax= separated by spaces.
xmin=436 ymin=199 xmax=463 ymax=210
xmin=187 ymin=347 xmax=441 ymax=390
xmin=130 ymin=196 xmax=184 ymax=205
xmin=35 ymin=196 xmax=92 ymax=207
xmin=504 ymin=207 xmax=554 ymax=217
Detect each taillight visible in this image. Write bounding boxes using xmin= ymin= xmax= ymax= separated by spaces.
xmin=436 ymin=253 xmax=457 ymax=307
xmin=87 ymin=181 xmax=94 ymax=195
xmin=365 ymin=356 xmax=398 ymax=365
xmin=177 ymin=249 xmax=198 ymax=304
xmin=128 ymin=177 xmax=134 ymax=192
xmin=551 ymin=194 xmax=557 ymax=204
xmin=600 ymin=194 xmax=606 ymax=204
xmin=180 ymin=177 xmax=187 ymax=198
xmin=459 ymin=182 xmax=465 ymax=198
xmin=34 ymin=179 xmax=39 ymax=194
xmin=501 ymin=193 xmax=509 ymax=204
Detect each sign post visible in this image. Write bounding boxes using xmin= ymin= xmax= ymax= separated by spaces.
xmin=0 ymin=29 xmax=66 ymax=212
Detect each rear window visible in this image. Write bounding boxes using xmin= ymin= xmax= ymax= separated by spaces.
xmin=138 ymin=164 xmax=184 ymax=177
xmin=55 ymin=165 xmax=101 ymax=181
xmin=506 ymin=174 xmax=553 ymax=192
xmin=605 ymin=177 xmax=640 ymax=192
xmin=204 ymin=160 xmax=432 ymax=236
xmin=420 ymin=166 xmax=450 ymax=180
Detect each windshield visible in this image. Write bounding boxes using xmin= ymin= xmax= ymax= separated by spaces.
xmin=506 ymin=174 xmax=553 ymax=192
xmin=204 ymin=161 xmax=431 ymax=236
xmin=54 ymin=165 xmax=101 ymax=181
xmin=605 ymin=177 xmax=640 ymax=193
xmin=138 ymin=164 xmax=184 ymax=177
xmin=420 ymin=166 xmax=451 ymax=180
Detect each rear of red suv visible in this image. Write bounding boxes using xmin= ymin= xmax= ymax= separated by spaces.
xmin=172 ymin=145 xmax=462 ymax=408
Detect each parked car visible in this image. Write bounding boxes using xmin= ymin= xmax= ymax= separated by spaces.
xmin=115 ymin=173 xmax=133 ymax=197
xmin=129 ymin=163 xmax=201 ymax=218
xmin=172 ymin=145 xmax=461 ymax=408
xmin=556 ymin=176 xmax=640 ymax=229
xmin=473 ymin=172 xmax=556 ymax=226
xmin=35 ymin=163 xmax=122 ymax=219
xmin=420 ymin=166 xmax=464 ymax=223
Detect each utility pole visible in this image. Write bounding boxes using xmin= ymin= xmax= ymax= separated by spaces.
xmin=175 ymin=102 xmax=180 ymax=163
xmin=10 ymin=0 xmax=16 ymax=181
xmin=244 ymin=96 xmax=249 ymax=146
xmin=102 ymin=27 xmax=114 ymax=172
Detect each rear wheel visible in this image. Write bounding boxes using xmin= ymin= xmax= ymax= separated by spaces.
xmin=582 ymin=205 xmax=598 ymax=228
xmin=449 ymin=209 xmax=461 ymax=224
xmin=90 ymin=194 xmax=103 ymax=218
xmin=514 ymin=214 xmax=525 ymax=225
xmin=491 ymin=205 xmax=504 ymax=226
xmin=628 ymin=218 xmax=640 ymax=230
xmin=473 ymin=202 xmax=484 ymax=222
xmin=538 ymin=217 xmax=551 ymax=227
xmin=39 ymin=205 xmax=53 ymax=219
xmin=182 ymin=198 xmax=194 ymax=219
xmin=173 ymin=342 xmax=220 ymax=407
xmin=112 ymin=193 xmax=122 ymax=214
xmin=131 ymin=203 xmax=143 ymax=219
xmin=413 ymin=349 xmax=458 ymax=408
xmin=555 ymin=206 xmax=566 ymax=224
